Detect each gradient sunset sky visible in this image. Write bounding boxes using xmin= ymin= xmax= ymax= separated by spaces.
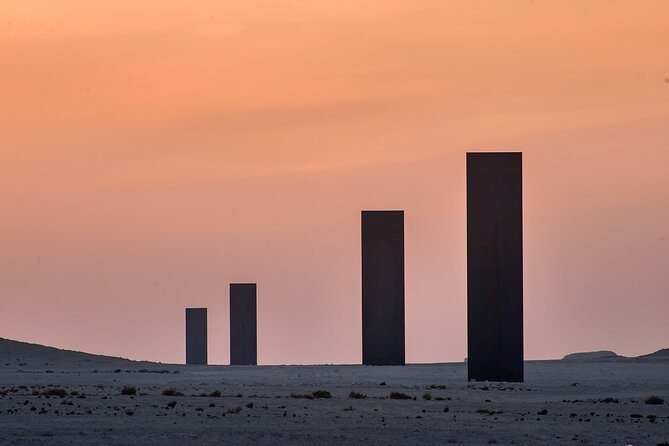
xmin=1 ymin=1 xmax=668 ymax=364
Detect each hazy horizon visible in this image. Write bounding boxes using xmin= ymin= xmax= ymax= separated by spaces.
xmin=2 ymin=1 xmax=668 ymax=364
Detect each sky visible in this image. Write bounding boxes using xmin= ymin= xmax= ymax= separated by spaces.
xmin=1 ymin=1 xmax=668 ymax=365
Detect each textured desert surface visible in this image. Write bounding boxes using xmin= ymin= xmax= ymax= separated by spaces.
xmin=1 ymin=339 xmax=668 ymax=445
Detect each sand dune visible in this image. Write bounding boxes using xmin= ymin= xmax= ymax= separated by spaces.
xmin=1 ymin=338 xmax=668 ymax=445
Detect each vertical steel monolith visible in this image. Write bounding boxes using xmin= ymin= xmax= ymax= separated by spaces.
xmin=185 ymin=308 xmax=208 ymax=365
xmin=467 ymin=152 xmax=524 ymax=382
xmin=362 ymin=210 xmax=405 ymax=366
xmin=230 ymin=283 xmax=258 ymax=365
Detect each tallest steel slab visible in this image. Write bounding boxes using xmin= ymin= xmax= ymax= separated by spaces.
xmin=361 ymin=210 xmax=405 ymax=366
xmin=467 ymin=152 xmax=524 ymax=382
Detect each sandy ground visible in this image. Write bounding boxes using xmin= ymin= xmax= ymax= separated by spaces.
xmin=1 ymin=339 xmax=668 ymax=445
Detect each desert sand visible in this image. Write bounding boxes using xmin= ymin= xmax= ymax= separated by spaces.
xmin=1 ymin=338 xmax=668 ymax=445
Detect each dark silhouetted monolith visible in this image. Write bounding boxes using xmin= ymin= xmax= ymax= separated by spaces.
xmin=467 ymin=152 xmax=524 ymax=382
xmin=230 ymin=283 xmax=258 ymax=365
xmin=361 ymin=210 xmax=405 ymax=366
xmin=185 ymin=308 xmax=207 ymax=365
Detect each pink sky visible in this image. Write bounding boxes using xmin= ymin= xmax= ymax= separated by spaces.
xmin=1 ymin=1 xmax=668 ymax=364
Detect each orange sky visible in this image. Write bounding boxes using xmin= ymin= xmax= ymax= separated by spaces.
xmin=1 ymin=1 xmax=668 ymax=364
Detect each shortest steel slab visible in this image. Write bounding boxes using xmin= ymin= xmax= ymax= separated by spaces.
xmin=185 ymin=308 xmax=207 ymax=365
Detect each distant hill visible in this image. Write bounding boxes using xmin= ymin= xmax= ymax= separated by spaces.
xmin=2 ymin=337 xmax=668 ymax=368
xmin=636 ymin=348 xmax=669 ymax=362
xmin=561 ymin=348 xmax=669 ymax=363
xmin=561 ymin=351 xmax=624 ymax=362
xmin=0 ymin=337 xmax=160 ymax=371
